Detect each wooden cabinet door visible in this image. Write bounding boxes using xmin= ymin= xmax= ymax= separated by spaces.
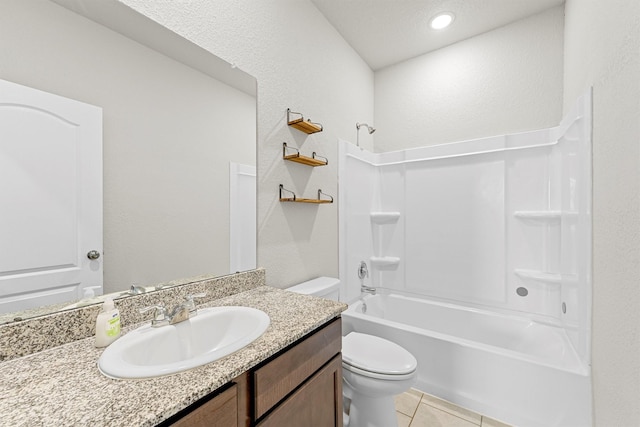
xmin=169 ymin=384 xmax=237 ymax=427
xmin=254 ymin=318 xmax=342 ymax=419
xmin=257 ymin=354 xmax=343 ymax=427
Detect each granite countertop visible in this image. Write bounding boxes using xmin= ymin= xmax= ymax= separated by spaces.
xmin=0 ymin=286 xmax=347 ymax=427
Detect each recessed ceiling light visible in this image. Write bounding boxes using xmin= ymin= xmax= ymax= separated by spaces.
xmin=430 ymin=12 xmax=455 ymax=30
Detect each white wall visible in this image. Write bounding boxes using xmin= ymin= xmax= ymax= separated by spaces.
xmin=118 ymin=0 xmax=375 ymax=287
xmin=563 ymin=1 xmax=640 ymax=425
xmin=0 ymin=0 xmax=255 ymax=294
xmin=374 ymin=6 xmax=565 ymax=152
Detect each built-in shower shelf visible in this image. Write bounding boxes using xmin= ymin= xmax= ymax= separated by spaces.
xmin=370 ymin=212 xmax=401 ymax=224
xmin=514 ymin=210 xmax=578 ymax=220
xmin=287 ymin=108 xmax=323 ymax=134
xmin=514 ymin=269 xmax=563 ymax=284
xmin=370 ymin=256 xmax=400 ymax=269
xmin=282 ymin=143 xmax=328 ymax=166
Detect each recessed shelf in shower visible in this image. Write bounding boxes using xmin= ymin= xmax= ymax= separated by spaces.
xmin=370 ymin=212 xmax=401 ymax=224
xmin=513 ymin=210 xmax=579 ymax=220
xmin=514 ymin=269 xmax=566 ymax=284
xmin=370 ymin=256 xmax=400 ymax=269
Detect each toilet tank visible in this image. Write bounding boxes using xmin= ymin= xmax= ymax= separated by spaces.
xmin=287 ymin=277 xmax=340 ymax=301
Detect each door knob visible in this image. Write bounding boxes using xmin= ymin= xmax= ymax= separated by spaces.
xmin=87 ymin=250 xmax=101 ymax=260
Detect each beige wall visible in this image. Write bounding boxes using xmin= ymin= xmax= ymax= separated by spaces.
xmin=375 ymin=6 xmax=564 ymax=152
xmin=118 ymin=0 xmax=375 ymax=287
xmin=564 ymin=0 xmax=640 ymax=424
xmin=0 ymin=0 xmax=256 ymax=294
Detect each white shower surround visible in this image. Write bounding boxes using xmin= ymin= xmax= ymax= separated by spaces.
xmin=338 ymin=91 xmax=591 ymax=426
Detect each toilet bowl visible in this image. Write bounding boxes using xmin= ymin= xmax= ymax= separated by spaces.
xmin=342 ymin=331 xmax=417 ymax=427
xmin=288 ymin=277 xmax=417 ymax=427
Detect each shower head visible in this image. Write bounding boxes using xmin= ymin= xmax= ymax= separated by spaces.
xmin=356 ymin=122 xmax=376 ymax=134
xmin=356 ymin=122 xmax=376 ymax=147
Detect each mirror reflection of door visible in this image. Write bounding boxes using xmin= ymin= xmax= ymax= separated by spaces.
xmin=229 ymin=162 xmax=256 ymax=273
xmin=0 ymin=79 xmax=103 ymax=314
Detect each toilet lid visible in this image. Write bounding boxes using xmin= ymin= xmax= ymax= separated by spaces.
xmin=342 ymin=332 xmax=417 ymax=375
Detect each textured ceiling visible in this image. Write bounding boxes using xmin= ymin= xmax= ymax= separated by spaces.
xmin=311 ymin=0 xmax=565 ymax=70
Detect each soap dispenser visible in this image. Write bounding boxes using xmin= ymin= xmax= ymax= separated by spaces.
xmin=95 ymin=297 xmax=121 ymax=348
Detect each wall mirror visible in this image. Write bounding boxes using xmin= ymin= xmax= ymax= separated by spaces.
xmin=0 ymin=0 xmax=257 ymax=324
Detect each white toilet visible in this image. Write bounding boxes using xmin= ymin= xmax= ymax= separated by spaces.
xmin=288 ymin=277 xmax=417 ymax=427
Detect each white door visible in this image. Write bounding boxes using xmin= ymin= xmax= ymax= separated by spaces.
xmin=0 ymin=79 xmax=102 ymax=314
xmin=229 ymin=162 xmax=256 ymax=273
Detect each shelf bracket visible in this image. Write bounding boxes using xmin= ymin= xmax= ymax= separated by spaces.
xmin=279 ymin=184 xmax=296 ymax=201
xmin=317 ymin=189 xmax=334 ymax=203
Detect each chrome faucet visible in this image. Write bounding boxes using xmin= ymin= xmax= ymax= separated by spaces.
xmin=139 ymin=293 xmax=207 ymax=327
xmin=128 ymin=283 xmax=146 ymax=295
xmin=139 ymin=304 xmax=169 ymax=327
xmin=358 ymin=261 xmax=376 ymax=295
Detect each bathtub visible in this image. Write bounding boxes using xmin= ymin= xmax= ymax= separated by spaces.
xmin=342 ymin=291 xmax=591 ymax=427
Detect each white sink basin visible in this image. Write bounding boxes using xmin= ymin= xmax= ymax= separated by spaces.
xmin=98 ymin=306 xmax=270 ymax=379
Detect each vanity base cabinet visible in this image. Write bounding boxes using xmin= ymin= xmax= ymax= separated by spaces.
xmin=161 ymin=317 xmax=342 ymax=427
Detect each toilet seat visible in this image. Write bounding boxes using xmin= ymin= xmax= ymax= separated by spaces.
xmin=343 ymin=362 xmax=417 ymax=381
xmin=342 ymin=332 xmax=417 ymax=379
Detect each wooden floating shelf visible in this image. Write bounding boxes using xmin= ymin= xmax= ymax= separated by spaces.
xmin=288 ymin=118 xmax=323 ymax=134
xmin=283 ymin=143 xmax=328 ymax=167
xmin=284 ymin=154 xmax=327 ymax=166
xmin=287 ymin=108 xmax=323 ymax=134
xmin=279 ymin=197 xmax=333 ymax=204
xmin=279 ymin=184 xmax=333 ymax=204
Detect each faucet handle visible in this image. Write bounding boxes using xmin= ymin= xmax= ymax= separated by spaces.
xmin=129 ymin=283 xmax=146 ymax=295
xmin=139 ymin=305 xmax=167 ymax=323
xmin=358 ymin=261 xmax=369 ymax=279
xmin=184 ymin=293 xmax=207 ymax=312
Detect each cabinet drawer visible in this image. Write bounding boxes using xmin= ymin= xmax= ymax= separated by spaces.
xmin=253 ymin=317 xmax=341 ymax=419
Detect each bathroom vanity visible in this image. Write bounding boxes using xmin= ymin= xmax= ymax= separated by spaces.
xmin=164 ymin=317 xmax=342 ymax=426
xmin=0 ymin=284 xmax=346 ymax=426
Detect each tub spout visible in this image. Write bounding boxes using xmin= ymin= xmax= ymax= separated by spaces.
xmin=361 ymin=285 xmax=376 ymax=295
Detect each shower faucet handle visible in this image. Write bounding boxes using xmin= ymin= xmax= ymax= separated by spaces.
xmin=358 ymin=261 xmax=369 ymax=280
xmin=358 ymin=261 xmax=375 ymax=295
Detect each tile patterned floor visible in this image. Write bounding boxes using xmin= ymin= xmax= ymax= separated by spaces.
xmin=395 ymin=389 xmax=513 ymax=427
